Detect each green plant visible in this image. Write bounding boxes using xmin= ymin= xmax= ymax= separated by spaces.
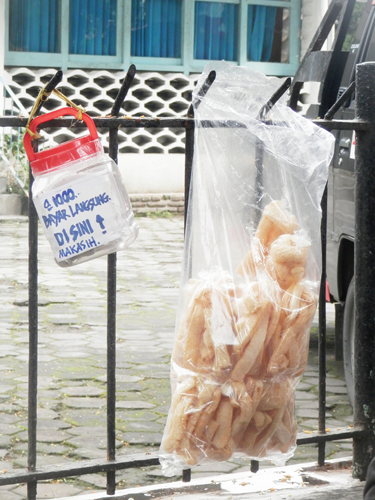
xmin=1 ymin=131 xmax=29 ymax=194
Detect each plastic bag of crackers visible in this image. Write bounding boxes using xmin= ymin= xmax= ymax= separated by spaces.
xmin=160 ymin=63 xmax=335 ymax=476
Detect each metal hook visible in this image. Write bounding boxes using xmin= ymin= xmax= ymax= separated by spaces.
xmin=324 ymin=81 xmax=355 ymax=120
xmin=187 ymin=70 xmax=216 ymax=118
xmin=256 ymin=77 xmax=292 ymax=121
xmin=35 ymin=70 xmax=63 ymax=117
xmin=111 ymin=64 xmax=137 ymax=117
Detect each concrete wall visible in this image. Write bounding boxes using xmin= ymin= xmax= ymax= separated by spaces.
xmin=118 ymin=153 xmax=185 ymax=194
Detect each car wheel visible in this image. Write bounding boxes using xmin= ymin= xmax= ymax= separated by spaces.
xmin=343 ymin=276 xmax=355 ymax=407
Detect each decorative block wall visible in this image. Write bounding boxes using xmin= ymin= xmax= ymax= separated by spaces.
xmin=5 ymin=67 xmax=199 ymax=154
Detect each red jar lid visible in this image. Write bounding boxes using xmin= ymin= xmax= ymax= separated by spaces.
xmin=30 ymin=136 xmax=103 ymax=175
xmin=24 ymin=107 xmax=101 ymax=175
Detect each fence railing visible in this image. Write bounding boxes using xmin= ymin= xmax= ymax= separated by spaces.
xmin=0 ymin=62 xmax=375 ymax=499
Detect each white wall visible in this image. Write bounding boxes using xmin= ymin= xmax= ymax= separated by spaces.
xmin=300 ymin=0 xmax=333 ymax=60
xmin=0 ymin=0 xmax=4 ymax=78
xmin=118 ymin=153 xmax=184 ymax=194
xmin=0 ymin=0 xmax=5 ymax=118
xmin=299 ymin=0 xmax=334 ymax=111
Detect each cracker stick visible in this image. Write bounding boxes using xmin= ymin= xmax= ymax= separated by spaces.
xmin=289 ymin=288 xmax=317 ymax=335
xmin=179 ymin=411 xmax=200 ymax=456
xmin=196 ymin=380 xmax=219 ymax=409
xmin=258 ymin=379 xmax=290 ymax=411
xmin=206 ymin=439 xmax=236 ymax=461
xmin=273 ymin=400 xmax=298 ymax=453
xmin=237 ymin=238 xmax=266 ymax=279
xmin=184 ymin=301 xmax=205 ymax=368
xmin=242 ymin=282 xmax=264 ymax=314
xmin=247 ymin=344 xmax=266 ymax=379
xmin=270 ymin=234 xmax=310 ymax=290
xmin=274 ymin=422 xmax=292 ymax=445
xmin=234 ymin=316 xmax=258 ymax=353
xmin=201 ymin=310 xmax=215 ymax=362
xmin=176 ymin=441 xmax=203 ymax=466
xmin=253 ymin=411 xmax=267 ymax=429
xmin=162 ymin=377 xmax=197 ymax=452
xmin=186 ymin=386 xmax=221 ymax=446
xmin=211 ymin=400 xmax=234 ymax=449
xmin=194 ymin=408 xmax=214 ymax=442
xmin=207 ymin=387 xmax=222 ymax=414
xmin=265 ymin=302 xmax=281 ymax=347
xmin=288 ymin=343 xmax=300 ymax=371
xmin=234 ymin=301 xmax=269 ymax=356
xmin=255 ymin=201 xmax=299 ymax=250
xmin=163 ymin=395 xmax=194 ymax=453
xmin=267 ymin=327 xmax=296 ymax=375
xmin=251 ymin=406 xmax=286 ymax=456
xmin=206 ymin=419 xmax=220 ymax=442
xmin=231 ymin=303 xmax=271 ymax=382
xmin=169 ymin=377 xmax=197 ymax=414
xmin=245 ymin=378 xmax=263 ymax=414
xmin=212 ymin=344 xmax=231 ymax=373
xmin=242 ymin=412 xmax=273 ymax=453
xmin=224 ymin=381 xmax=253 ymax=437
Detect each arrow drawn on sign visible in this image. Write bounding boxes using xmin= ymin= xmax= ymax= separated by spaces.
xmin=96 ymin=214 xmax=107 ymax=234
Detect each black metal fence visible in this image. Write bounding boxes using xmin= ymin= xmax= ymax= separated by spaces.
xmin=0 ymin=62 xmax=375 ymax=499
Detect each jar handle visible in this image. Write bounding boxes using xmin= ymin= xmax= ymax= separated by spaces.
xmin=24 ymin=107 xmax=99 ymax=162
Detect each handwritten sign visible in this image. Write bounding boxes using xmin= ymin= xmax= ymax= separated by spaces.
xmin=34 ymin=173 xmax=123 ymax=262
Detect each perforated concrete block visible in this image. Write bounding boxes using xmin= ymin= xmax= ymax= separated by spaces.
xmin=5 ymin=68 xmax=200 ymax=155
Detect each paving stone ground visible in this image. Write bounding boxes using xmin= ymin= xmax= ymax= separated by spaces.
xmin=0 ymin=216 xmax=352 ymax=498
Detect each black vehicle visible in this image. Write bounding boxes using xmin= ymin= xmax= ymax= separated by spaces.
xmin=290 ymin=0 xmax=374 ymax=406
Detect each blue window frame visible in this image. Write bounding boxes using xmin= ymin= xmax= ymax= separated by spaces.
xmin=5 ymin=0 xmax=301 ymax=76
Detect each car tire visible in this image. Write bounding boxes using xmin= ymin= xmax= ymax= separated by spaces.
xmin=343 ymin=276 xmax=355 ymax=407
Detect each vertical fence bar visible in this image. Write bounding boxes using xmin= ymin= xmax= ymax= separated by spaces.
xmin=107 ymin=127 xmax=118 ymax=495
xmin=181 ymin=70 xmax=216 ymax=483
xmin=184 ymin=70 xmax=216 ymax=234
xmin=251 ymin=460 xmax=259 ymax=473
xmin=254 ymin=79 xmax=291 ymax=225
xmin=334 ymin=302 xmax=344 ymax=361
xmin=318 ymin=185 xmax=327 ymax=466
xmin=254 ymin=140 xmax=264 ymax=226
xmin=105 ymin=65 xmax=136 ymax=495
xmin=27 ymin=156 xmax=38 ymax=500
xmin=110 ymin=65 xmax=136 ymax=117
xmin=25 ymin=70 xmax=62 ymax=500
xmin=182 ymin=469 xmax=191 ymax=482
xmin=353 ymin=62 xmax=375 ymax=480
xmin=184 ymin=120 xmax=194 ymax=235
xmin=182 ymin=118 xmax=193 ymax=483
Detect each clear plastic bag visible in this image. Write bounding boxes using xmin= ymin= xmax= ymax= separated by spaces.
xmin=160 ymin=63 xmax=335 ymax=475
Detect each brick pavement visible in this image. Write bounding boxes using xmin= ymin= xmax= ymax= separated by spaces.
xmin=0 ymin=216 xmax=353 ymax=499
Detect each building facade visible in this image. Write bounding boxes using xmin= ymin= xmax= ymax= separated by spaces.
xmin=0 ymin=0 xmax=329 ymax=205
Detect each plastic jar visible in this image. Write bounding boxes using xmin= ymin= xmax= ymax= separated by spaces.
xmin=24 ymin=107 xmax=139 ymax=267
